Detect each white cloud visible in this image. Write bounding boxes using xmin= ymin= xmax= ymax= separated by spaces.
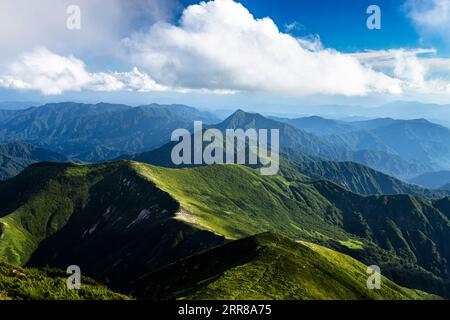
xmin=1 ymin=0 xmax=448 ymax=99
xmin=123 ymin=0 xmax=402 ymax=96
xmin=405 ymin=0 xmax=450 ymax=39
xmin=420 ymin=58 xmax=450 ymax=73
xmin=352 ymin=49 xmax=432 ymax=85
xmin=0 ymin=0 xmax=179 ymax=60
xmin=352 ymin=48 xmax=450 ymax=75
xmin=91 ymin=68 xmax=168 ymax=92
xmin=0 ymin=47 xmax=167 ymax=95
xmin=351 ymin=48 xmax=450 ymax=94
xmin=350 ymin=49 xmax=437 ymax=64
xmin=393 ymin=52 xmax=427 ymax=87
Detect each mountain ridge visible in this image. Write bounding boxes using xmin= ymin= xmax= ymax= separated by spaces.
xmin=0 ymin=102 xmax=219 ymax=162
xmin=120 ymin=110 xmax=447 ymax=199
xmin=132 ymin=232 xmax=439 ymax=300
xmin=2 ymin=161 xmax=450 ymax=297
xmin=0 ymin=141 xmax=68 ymax=181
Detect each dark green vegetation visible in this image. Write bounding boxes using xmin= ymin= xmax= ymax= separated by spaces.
xmin=1 ymin=102 xmax=447 ymax=183
xmin=122 ymin=110 xmax=447 ymax=199
xmin=0 ymin=142 xmax=67 ymax=181
xmin=1 ymin=102 xmax=441 ymax=179
xmin=133 ymin=163 xmax=450 ymax=298
xmin=0 ymin=261 xmax=130 ymax=300
xmin=0 ymin=162 xmax=225 ymax=293
xmin=211 ymin=110 xmax=438 ymax=180
xmin=1 ymin=161 xmax=450 ymax=299
xmin=2 ymin=103 xmax=450 ymax=301
xmin=292 ymin=161 xmax=449 ymax=199
xmin=224 ymin=111 xmax=450 ymax=197
xmin=0 ymin=102 xmax=218 ymax=162
xmin=133 ymin=233 xmax=437 ymax=300
xmin=3 ymin=107 xmax=443 ymax=201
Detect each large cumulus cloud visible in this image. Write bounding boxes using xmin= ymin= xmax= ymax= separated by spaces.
xmin=123 ymin=0 xmax=402 ymax=96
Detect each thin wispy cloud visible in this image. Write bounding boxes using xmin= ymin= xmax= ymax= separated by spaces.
xmin=405 ymin=0 xmax=450 ymax=40
xmin=284 ymin=21 xmax=305 ymax=33
xmin=352 ymin=48 xmax=450 ymax=94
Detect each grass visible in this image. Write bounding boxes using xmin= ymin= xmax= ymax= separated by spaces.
xmin=133 ymin=162 xmax=351 ymax=243
xmin=1 ymin=161 xmax=448 ymax=299
xmin=0 ymin=163 xmax=110 ymax=265
xmin=132 ymin=232 xmax=440 ymax=300
xmin=0 ymin=161 xmax=226 ymax=296
xmin=338 ymin=240 xmax=365 ymax=250
xmin=0 ymin=261 xmax=130 ymax=300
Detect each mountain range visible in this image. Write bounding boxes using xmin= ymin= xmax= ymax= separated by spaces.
xmin=1 ymin=161 xmax=449 ymax=299
xmin=220 ymin=111 xmax=442 ymax=179
xmin=1 ymin=102 xmax=446 ymax=180
xmin=0 ymin=102 xmax=218 ymax=162
xmin=0 ymin=141 xmax=67 ymax=181
xmin=291 ymin=160 xmax=449 ymax=199
xmin=274 ymin=115 xmax=450 ymax=178
xmin=264 ymin=101 xmax=450 ymax=126
xmin=409 ymin=171 xmax=450 ymax=190
xmin=122 ymin=110 xmax=448 ymax=199
xmin=2 ymin=102 xmax=449 ymax=201
xmin=2 ymin=101 xmax=450 ymax=300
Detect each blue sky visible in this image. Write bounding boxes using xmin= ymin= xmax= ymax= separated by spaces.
xmin=0 ymin=0 xmax=449 ymax=108
xmin=251 ymin=0 xmax=434 ymax=52
xmin=181 ymin=0 xmax=429 ymax=53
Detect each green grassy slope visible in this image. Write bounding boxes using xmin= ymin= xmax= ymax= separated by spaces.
xmin=132 ymin=232 xmax=438 ymax=300
xmin=119 ymin=129 xmax=445 ymax=199
xmin=313 ymin=180 xmax=450 ymax=297
xmin=2 ymin=161 xmax=450 ymax=299
xmin=133 ymin=162 xmax=450 ymax=298
xmin=133 ymin=162 xmax=348 ymax=241
xmin=0 ymin=261 xmax=129 ymax=300
xmin=0 ymin=162 xmax=225 ymax=291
